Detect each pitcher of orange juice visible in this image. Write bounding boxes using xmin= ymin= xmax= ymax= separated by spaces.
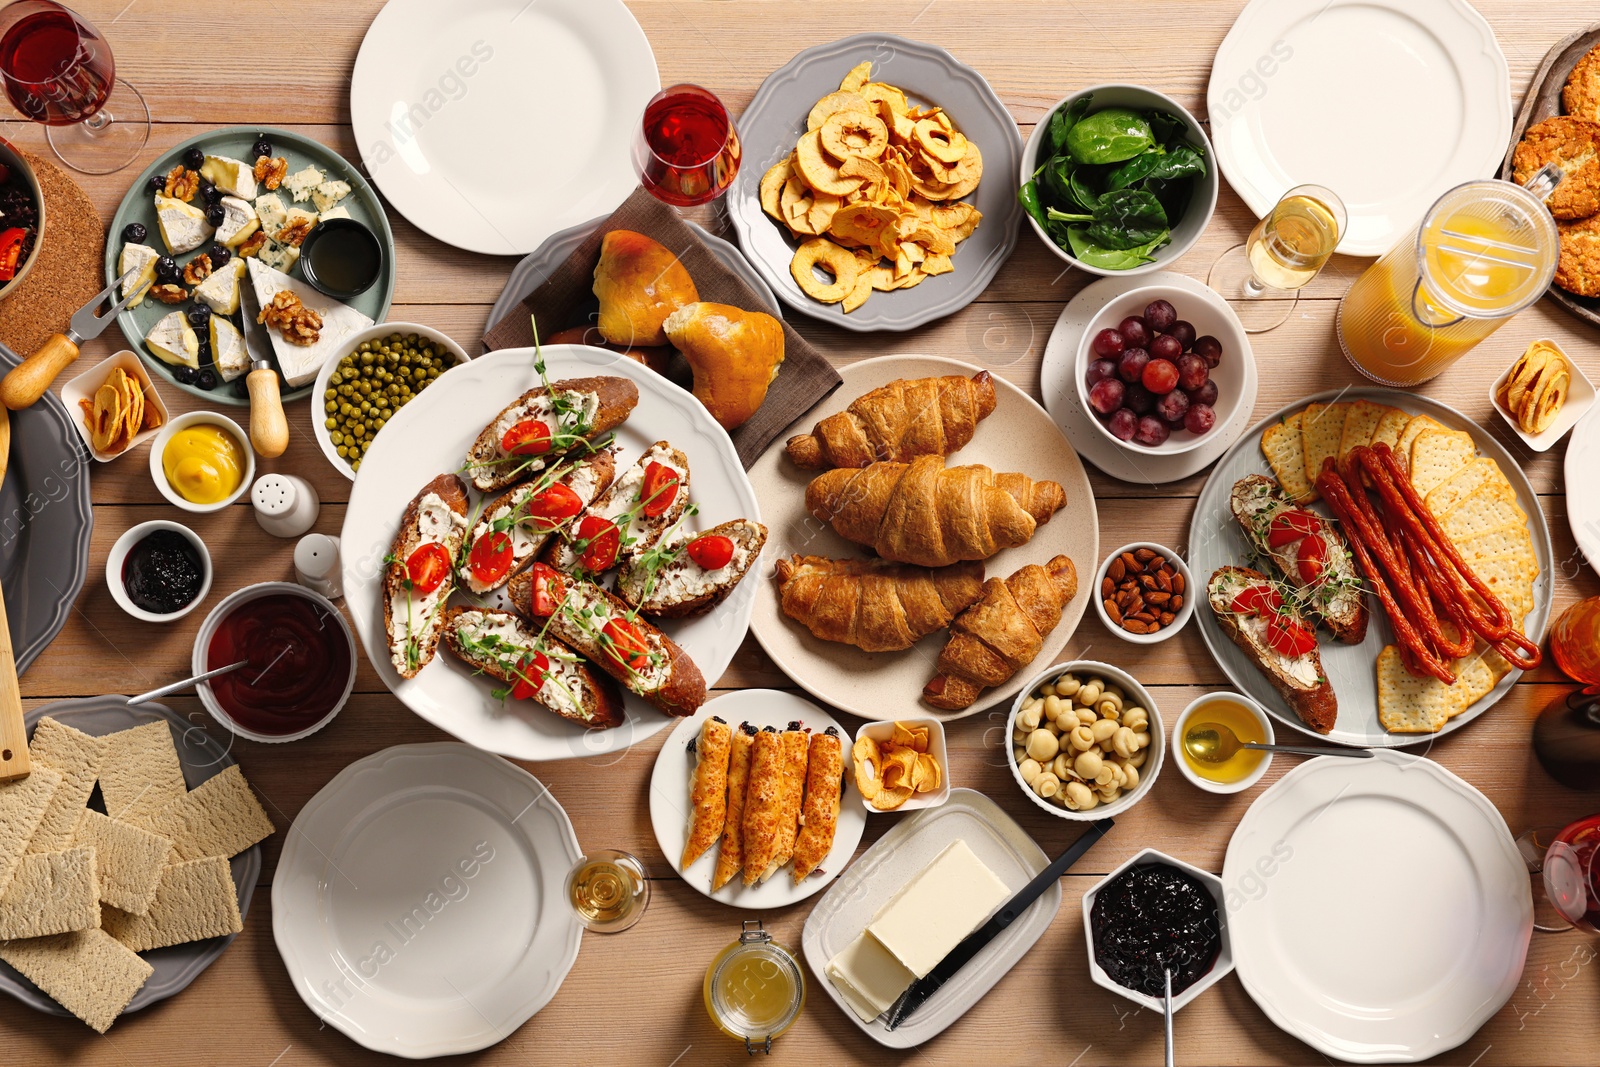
xmin=1336 ymin=165 xmax=1562 ymax=386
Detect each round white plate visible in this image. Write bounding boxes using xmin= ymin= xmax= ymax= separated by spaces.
xmin=340 ymin=345 xmax=760 ymax=761
xmin=1226 ymin=750 xmax=1531 ymax=1062
xmin=1207 ymin=0 xmax=1510 ymax=256
xmin=273 ymin=743 xmax=582 ymax=1059
xmin=1567 ymin=405 xmax=1600 ymax=579
xmin=748 ymin=355 xmax=1098 ymax=721
xmin=1040 ymin=271 xmax=1259 ymax=485
xmin=648 ymin=690 xmax=866 ymax=907
xmin=350 ymin=0 xmax=659 ymax=255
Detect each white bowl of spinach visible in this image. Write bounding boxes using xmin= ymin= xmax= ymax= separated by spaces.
xmin=1020 ymin=85 xmax=1217 ymax=275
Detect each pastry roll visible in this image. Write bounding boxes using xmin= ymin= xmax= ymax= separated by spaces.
xmin=713 ymin=722 xmax=757 ymax=891
xmin=741 ymin=727 xmax=784 ymax=886
xmin=592 ymin=230 xmax=698 ymax=347
xmin=792 ymin=727 xmax=843 ymax=882
xmin=770 ymin=721 xmax=810 ymax=874
xmin=681 ymin=716 xmax=732 ymax=869
xmin=662 ymin=301 xmax=786 ymax=430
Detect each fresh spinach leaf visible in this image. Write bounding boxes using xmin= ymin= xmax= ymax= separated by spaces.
xmin=1146 ymin=110 xmax=1186 ymax=143
xmin=1066 ymin=227 xmax=1170 ymax=270
xmin=1068 ymin=167 xmax=1104 ymax=212
xmin=1065 ymin=108 xmax=1155 ymax=164
xmin=1143 ymin=141 xmax=1207 ymax=183
xmin=1105 ymin=147 xmax=1168 ymax=192
xmin=1048 ymin=95 xmax=1091 ymax=153
xmin=1084 ymin=188 xmax=1168 ymax=250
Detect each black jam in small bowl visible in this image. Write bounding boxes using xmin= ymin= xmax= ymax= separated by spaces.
xmin=121 ymin=528 xmax=207 ymax=617
xmin=300 ymin=217 xmax=382 ymax=299
xmin=1090 ymin=861 xmax=1222 ymax=998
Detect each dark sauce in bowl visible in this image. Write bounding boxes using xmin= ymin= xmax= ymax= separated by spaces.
xmin=121 ymin=530 xmax=205 ymax=615
xmin=301 ymin=217 xmax=381 ymax=298
xmin=205 ymin=592 xmax=353 ymax=736
xmin=1090 ymin=862 xmax=1222 ymax=997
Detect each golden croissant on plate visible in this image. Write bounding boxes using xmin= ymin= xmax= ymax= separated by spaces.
xmin=774 ymin=554 xmax=985 ymax=652
xmin=785 ymin=371 xmax=997 ymax=469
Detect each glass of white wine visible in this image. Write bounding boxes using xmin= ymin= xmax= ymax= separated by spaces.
xmin=566 ymin=849 xmax=650 ymax=933
xmin=1208 ymin=184 xmax=1346 ymax=333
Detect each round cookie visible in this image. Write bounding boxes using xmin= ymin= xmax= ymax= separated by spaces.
xmin=1564 ymin=45 xmax=1600 ymax=123
xmin=1512 ymin=116 xmax=1600 ymax=221
xmin=1555 ymin=213 xmax=1600 ymax=297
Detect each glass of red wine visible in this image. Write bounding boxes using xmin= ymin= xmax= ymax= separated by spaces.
xmin=0 ymin=1 xmax=148 ymax=174
xmin=632 ymin=84 xmax=741 ymax=209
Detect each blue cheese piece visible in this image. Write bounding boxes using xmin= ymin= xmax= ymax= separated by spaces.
xmin=865 ymin=840 xmax=1010 ymax=978
xmin=154 ymin=195 xmax=213 ymax=254
xmin=199 ymin=155 xmax=256 ymax=199
xmin=215 ymin=196 xmax=258 ymax=249
xmin=256 ymin=239 xmax=300 ymax=272
xmin=309 ymin=179 xmax=350 ymax=213
xmin=246 ymin=258 xmax=373 ymax=387
xmin=319 ymin=205 xmax=352 ymax=222
xmin=254 ymin=193 xmax=289 ymax=237
xmin=282 ymin=165 xmax=325 ymax=202
xmin=145 ymin=311 xmax=199 ymax=368
xmin=117 ymin=243 xmax=159 ymax=307
xmin=208 ymin=316 xmax=249 ymax=381
xmin=193 ymin=257 xmax=246 ymax=315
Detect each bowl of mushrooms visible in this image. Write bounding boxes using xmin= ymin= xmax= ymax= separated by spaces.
xmin=1005 ymin=660 xmax=1163 ymax=821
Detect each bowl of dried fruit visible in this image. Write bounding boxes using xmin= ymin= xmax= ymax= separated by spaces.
xmin=1094 ymin=541 xmax=1194 ymax=644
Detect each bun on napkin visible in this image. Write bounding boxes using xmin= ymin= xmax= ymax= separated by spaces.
xmin=592 ymin=229 xmax=699 ymax=347
xmin=663 ymin=301 xmax=786 ymax=430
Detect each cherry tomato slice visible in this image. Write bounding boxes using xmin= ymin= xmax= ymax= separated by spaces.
xmin=686 ymin=533 xmax=735 ymax=570
xmin=640 ymin=462 xmax=680 ymax=518
xmin=526 ymin=483 xmax=583 ymax=528
xmin=501 ymin=418 xmax=553 ymax=457
xmin=1265 ymin=616 xmax=1318 ymax=657
xmin=509 ymin=650 xmax=551 ymax=700
xmin=1297 ymin=533 xmax=1329 ymax=585
xmin=467 ymin=530 xmax=513 ymax=584
xmin=603 ymin=618 xmax=652 ymax=671
xmin=527 ymin=562 xmax=564 ymax=617
xmin=576 ymin=515 xmax=620 ymax=572
xmin=1266 ymin=509 xmax=1321 ymax=549
xmin=404 ymin=542 xmax=451 ymax=595
xmin=1229 ymin=584 xmax=1282 ymax=616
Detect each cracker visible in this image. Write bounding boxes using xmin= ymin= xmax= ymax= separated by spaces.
xmin=102 ymin=856 xmax=241 ymax=952
xmin=1456 ymin=525 xmax=1538 ymax=575
xmin=26 ymin=717 xmax=105 ymax=854
xmin=1262 ymin=411 xmax=1315 ymax=503
xmin=0 ymin=767 xmax=61 ymax=896
xmin=0 ymin=928 xmax=152 ymax=1033
xmin=1440 ymin=490 xmax=1528 ymax=544
xmin=1395 ymin=415 xmax=1447 ymax=473
xmin=1409 ymin=429 xmax=1477 ymax=497
xmin=1423 ymin=458 xmax=1513 ymax=520
xmin=0 ymin=846 xmax=100 ymax=938
xmin=73 ymin=809 xmax=171 ymax=915
xmin=1300 ymin=402 xmax=1348 ymax=487
xmin=99 ymin=720 xmax=187 ymax=826
xmin=1376 ymin=645 xmax=1459 ymax=733
xmin=1442 ymin=652 xmax=1499 ymax=719
xmin=1370 ymin=407 xmax=1412 ymax=455
xmin=1462 ymin=553 xmax=1536 ymax=620
xmin=1338 ymin=399 xmax=1387 ymax=461
xmin=143 ymin=765 xmax=273 ymax=862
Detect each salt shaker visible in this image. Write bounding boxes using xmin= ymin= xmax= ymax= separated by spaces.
xmin=294 ymin=533 xmax=342 ymax=599
xmin=252 ymin=473 xmax=320 ymax=538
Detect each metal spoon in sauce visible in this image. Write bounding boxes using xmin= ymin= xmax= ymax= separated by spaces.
xmin=127 ymin=660 xmax=249 ymax=706
xmin=1183 ymin=720 xmax=1375 ymax=763
xmin=1163 ymin=968 xmax=1174 ymax=1067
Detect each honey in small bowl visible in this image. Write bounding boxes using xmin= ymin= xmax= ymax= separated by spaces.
xmin=1181 ymin=696 xmax=1267 ymax=785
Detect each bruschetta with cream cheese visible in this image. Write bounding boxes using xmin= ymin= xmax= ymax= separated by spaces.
xmin=542 ymin=441 xmax=691 ymax=576
xmin=441 ymin=606 xmax=625 ymax=729
xmin=464 ymin=375 xmax=637 ymax=492
xmin=384 ymin=473 xmax=470 ymax=678
xmin=616 ymin=518 xmax=767 ymax=618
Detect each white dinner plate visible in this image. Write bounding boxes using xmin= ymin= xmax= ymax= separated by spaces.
xmin=350 ymin=0 xmax=659 ymax=255
xmin=648 ymin=690 xmax=866 ymax=908
xmin=1225 ymin=751 xmax=1531 ymax=1062
xmin=340 ymin=345 xmax=760 ymax=761
xmin=1567 ymin=406 xmax=1600 ymax=579
xmin=273 ymin=743 xmax=582 ymax=1059
xmin=1207 ymin=0 xmax=1510 ymax=256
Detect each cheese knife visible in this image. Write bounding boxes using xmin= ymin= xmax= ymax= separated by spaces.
xmin=238 ymin=281 xmax=289 ymax=458
xmin=0 ymin=405 xmax=28 ymax=781
xmin=883 ymin=819 xmax=1113 ymax=1031
xmin=0 ymin=267 xmax=144 ymax=410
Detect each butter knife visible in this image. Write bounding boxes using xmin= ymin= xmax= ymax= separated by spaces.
xmin=883 ymin=819 xmax=1113 ymax=1031
xmin=238 ymin=280 xmax=289 ymax=458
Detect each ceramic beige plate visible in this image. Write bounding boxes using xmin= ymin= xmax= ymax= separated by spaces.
xmin=749 ymin=355 xmax=1098 ymax=721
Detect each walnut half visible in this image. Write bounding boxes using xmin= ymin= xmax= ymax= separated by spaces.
xmin=258 ymin=289 xmax=322 ymax=346
xmin=237 ymin=231 xmax=268 ymax=259
xmin=254 ymin=155 xmax=288 ymax=190
xmin=164 ymin=165 xmax=199 ymax=202
xmin=276 ymin=218 xmax=314 ymax=247
xmin=148 ymin=283 xmax=188 ymax=304
xmin=181 ymin=254 xmax=212 ymax=286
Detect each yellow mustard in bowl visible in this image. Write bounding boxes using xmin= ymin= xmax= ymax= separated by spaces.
xmin=162 ymin=424 xmax=245 ymax=505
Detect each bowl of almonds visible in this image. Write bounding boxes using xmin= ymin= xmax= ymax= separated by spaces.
xmin=1094 ymin=541 xmax=1194 ymax=644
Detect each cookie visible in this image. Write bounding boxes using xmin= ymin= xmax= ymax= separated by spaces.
xmin=1564 ymin=44 xmax=1600 ymax=123
xmin=1512 ymin=116 xmax=1600 ymax=220
xmin=1557 ymin=212 xmax=1600 ymax=296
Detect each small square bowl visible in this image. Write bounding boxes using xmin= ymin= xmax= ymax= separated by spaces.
xmin=1489 ymin=339 xmax=1595 ymax=452
xmin=61 ymin=350 xmax=171 ymax=462
xmin=1081 ymin=847 xmax=1235 ymax=1013
xmin=851 ymin=718 xmax=950 ymax=813
xmin=1171 ymin=691 xmax=1275 ymax=795
xmin=1093 ymin=541 xmax=1195 ymax=645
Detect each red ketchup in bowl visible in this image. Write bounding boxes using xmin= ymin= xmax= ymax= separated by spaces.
xmin=205 ymin=593 xmax=352 ymax=736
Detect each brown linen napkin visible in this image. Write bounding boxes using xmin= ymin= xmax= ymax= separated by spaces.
xmin=482 ymin=187 xmax=840 ymax=468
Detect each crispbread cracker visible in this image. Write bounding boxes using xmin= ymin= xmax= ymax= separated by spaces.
xmin=1424 ymin=458 xmax=1513 ymax=519
xmin=73 ymin=809 xmax=171 ymax=915
xmin=1262 ymin=411 xmax=1315 ymax=503
xmin=143 ymin=765 xmax=273 ymax=862
xmin=99 ymin=720 xmax=187 ymax=826
xmin=1440 ymin=490 xmax=1528 ymax=544
xmin=1370 ymin=407 xmax=1411 ymax=455
xmin=1442 ymin=652 xmax=1499 ymax=719
xmin=1300 ymin=402 xmax=1348 ymax=486
xmin=0 ymin=846 xmax=100 ymax=938
xmin=1456 ymin=524 xmax=1538 ymax=574
xmin=1339 ymin=399 xmax=1387 ymax=461
xmin=0 ymin=928 xmax=152 ymax=1033
xmin=1409 ymin=429 xmax=1477 ymax=497
xmin=26 ymin=717 xmax=105 ymax=853
xmin=1461 ymin=553 xmax=1536 ymax=620
xmin=0 ymin=766 xmax=61 ymax=896
xmin=1377 ymin=644 xmax=1464 ymax=733
xmin=1395 ymin=415 xmax=1447 ymax=473
xmin=102 ymin=856 xmax=241 ymax=952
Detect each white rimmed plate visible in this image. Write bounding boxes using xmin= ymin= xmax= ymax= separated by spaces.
xmin=350 ymin=0 xmax=659 ymax=255
xmin=1225 ymin=750 xmax=1531 ymax=1062
xmin=647 ymin=690 xmax=866 ymax=907
xmin=340 ymin=345 xmax=760 ymax=761
xmin=1207 ymin=0 xmax=1510 ymax=256
xmin=273 ymin=743 xmax=580 ymax=1058
xmin=1569 ymin=405 xmax=1600 ymax=579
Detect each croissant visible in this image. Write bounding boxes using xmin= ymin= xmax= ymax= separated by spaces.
xmin=785 ymin=372 xmax=997 ymax=469
xmin=805 ymin=455 xmax=1067 ymax=567
xmin=923 ymin=554 xmax=1079 ymax=710
xmin=774 ymin=554 xmax=985 ymax=652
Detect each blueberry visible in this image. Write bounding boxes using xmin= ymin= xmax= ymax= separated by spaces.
xmin=173 ymin=366 xmax=198 ymax=385
xmin=198 ymin=178 xmax=218 ymax=204
xmin=121 ymin=222 xmax=147 ymax=243
xmin=147 ymin=173 xmax=166 ymax=194
xmin=186 ymin=304 xmax=211 ymax=327
xmin=231 ymin=379 xmax=250 ymax=399
xmin=154 ymin=256 xmax=179 ymax=282
xmin=196 ymin=370 xmax=217 ymax=391
xmin=208 ymin=243 xmax=230 ymax=267
xmin=182 ymin=147 xmax=204 ymax=170
xmin=251 ymin=137 xmax=272 ymax=159
xmin=205 ymin=203 xmax=224 ymax=226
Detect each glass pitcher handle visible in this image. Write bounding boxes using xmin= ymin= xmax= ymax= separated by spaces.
xmin=1523 ymin=162 xmax=1564 ymax=200
xmin=1410 ymin=277 xmax=1464 ymax=329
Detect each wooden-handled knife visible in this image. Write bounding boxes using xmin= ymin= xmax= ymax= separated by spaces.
xmin=0 ymin=405 xmax=29 ymax=781
xmin=238 ymin=280 xmax=288 ymax=458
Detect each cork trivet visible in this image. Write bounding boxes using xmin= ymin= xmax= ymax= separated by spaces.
xmin=0 ymin=150 xmax=104 ymax=358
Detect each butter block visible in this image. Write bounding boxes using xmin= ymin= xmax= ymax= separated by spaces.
xmin=826 ymin=932 xmax=916 ymax=1022
xmin=866 ymin=839 xmax=1010 ymax=978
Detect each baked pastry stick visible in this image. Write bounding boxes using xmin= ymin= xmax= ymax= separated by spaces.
xmin=785 ymin=371 xmax=998 ymax=469
xmin=681 ymin=716 xmax=732 ymax=869
xmin=771 ymin=722 xmax=809 ymax=873
xmin=792 ymin=727 xmax=843 ymax=882
xmin=741 ymin=727 xmax=784 ymax=886
xmin=712 ymin=723 xmax=757 ymax=891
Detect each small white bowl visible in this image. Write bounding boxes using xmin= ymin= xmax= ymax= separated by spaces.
xmin=1020 ymin=84 xmax=1218 ymax=277
xmin=192 ymin=581 xmax=356 ymax=743
xmin=311 ymin=322 xmax=471 ymax=480
xmin=1093 ymin=541 xmax=1196 ymax=645
xmin=1076 ymin=284 xmax=1251 ymax=456
xmin=1081 ymin=847 xmax=1234 ymax=1013
xmin=1005 ymin=660 xmax=1164 ymax=822
xmin=105 ymin=520 xmax=212 ymax=623
xmin=1171 ymin=692 xmax=1275 ymax=795
xmin=61 ymin=350 xmax=171 ymax=462
xmin=1488 ymin=339 xmax=1596 ymax=453
xmin=852 ymin=718 xmax=951 ymax=813
xmin=148 ymin=411 xmax=254 ymax=513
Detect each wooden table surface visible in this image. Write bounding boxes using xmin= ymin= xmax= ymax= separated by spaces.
xmin=4 ymin=1 xmax=1598 ymax=1064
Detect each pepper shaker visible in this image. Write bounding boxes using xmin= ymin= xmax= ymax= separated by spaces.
xmin=294 ymin=533 xmax=342 ymax=599
xmin=252 ymin=473 xmax=319 ymax=538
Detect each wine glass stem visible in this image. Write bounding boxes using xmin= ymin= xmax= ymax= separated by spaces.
xmin=82 ymin=110 xmax=111 ymax=133
xmin=1242 ymin=274 xmax=1268 ymax=299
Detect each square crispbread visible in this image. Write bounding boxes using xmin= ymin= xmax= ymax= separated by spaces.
xmin=1370 ymin=407 xmax=1412 ymax=455
xmin=1440 ymin=489 xmax=1528 ymax=544
xmin=73 ymin=809 xmax=171 ymax=915
xmin=1376 ymin=644 xmax=1479 ymax=733
xmin=1462 ymin=552 xmax=1536 ymax=620
xmin=1394 ymin=414 xmax=1447 ymax=473
xmin=0 ymin=767 xmax=61 ymax=896
xmin=1424 ymin=457 xmax=1513 ymax=519
xmin=99 ymin=721 xmax=187 ymax=826
xmin=1300 ymin=402 xmax=1348 ymax=487
xmin=1456 ymin=524 xmax=1538 ymax=578
xmin=0 ymin=846 xmax=100 ymax=938
xmin=1338 ymin=399 xmax=1388 ymax=461
xmin=102 ymin=856 xmax=240 ymax=952
xmin=1409 ymin=429 xmax=1477 ymax=498
xmin=143 ymin=765 xmax=273 ymax=863
xmin=26 ymin=717 xmax=104 ymax=854
xmin=0 ymin=928 xmax=152 ymax=1033
xmin=1442 ymin=653 xmax=1499 ymax=720
xmin=1262 ymin=411 xmax=1315 ymax=503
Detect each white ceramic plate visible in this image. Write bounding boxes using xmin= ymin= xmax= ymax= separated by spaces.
xmin=273 ymin=743 xmax=582 ymax=1059
xmin=1570 ymin=405 xmax=1600 ymax=579
xmin=340 ymin=345 xmax=760 ymax=761
xmin=1040 ymin=271 xmax=1259 ymax=485
xmin=648 ymin=690 xmax=866 ymax=908
xmin=748 ymin=355 xmax=1098 ymax=721
xmin=1207 ymin=0 xmax=1510 ymax=256
xmin=350 ymin=0 xmax=659 ymax=255
xmin=1225 ymin=751 xmax=1531 ymax=1062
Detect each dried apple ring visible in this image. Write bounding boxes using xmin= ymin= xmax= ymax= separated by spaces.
xmin=806 ymin=90 xmax=871 ymax=132
xmin=859 ymin=81 xmax=908 ymax=116
xmin=796 ymin=130 xmax=864 ymax=196
xmin=914 ymin=117 xmax=968 ymax=164
xmin=820 ymin=110 xmax=888 ymax=161
xmin=790 ymin=238 xmax=860 ymax=303
xmin=779 ymin=176 xmax=820 ymax=236
xmin=759 ymin=156 xmax=792 ymax=221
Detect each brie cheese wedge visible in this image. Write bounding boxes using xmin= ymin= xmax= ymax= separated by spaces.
xmin=283 ymin=165 xmax=325 ymax=202
xmin=145 ymin=311 xmax=200 ymax=368
xmin=309 ymin=179 xmax=350 ymax=213
xmin=254 ymin=193 xmax=289 ymax=237
xmin=215 ymin=195 xmax=259 ymax=249
xmin=117 ymin=242 xmax=159 ymax=307
xmin=194 ymin=256 xmax=247 ymax=315
xmin=199 ymin=154 xmax=256 ymax=199
xmin=209 ymin=315 xmax=249 ymax=381
xmin=155 ymin=195 xmax=214 ymax=255
xmin=246 ymin=258 xmax=373 ymax=387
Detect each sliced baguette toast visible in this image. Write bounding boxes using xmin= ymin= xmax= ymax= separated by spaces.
xmin=543 ymin=441 xmax=690 ymax=574
xmin=1208 ymin=565 xmax=1337 ymax=734
xmin=440 ymin=606 xmax=625 ymax=729
xmin=465 ymin=375 xmax=638 ymax=492
xmin=383 ymin=473 xmax=470 ymax=678
xmin=616 ymin=518 xmax=768 ymax=618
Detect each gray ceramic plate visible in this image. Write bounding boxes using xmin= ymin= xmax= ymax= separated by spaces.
xmin=106 ymin=126 xmax=396 ymax=406
xmin=0 ymin=344 xmax=90 ymax=675
xmin=0 ymin=697 xmax=262 ymax=1021
xmin=727 ymin=33 xmax=1022 ymax=333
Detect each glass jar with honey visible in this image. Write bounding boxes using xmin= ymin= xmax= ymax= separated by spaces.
xmin=702 ymin=919 xmax=805 ymax=1055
